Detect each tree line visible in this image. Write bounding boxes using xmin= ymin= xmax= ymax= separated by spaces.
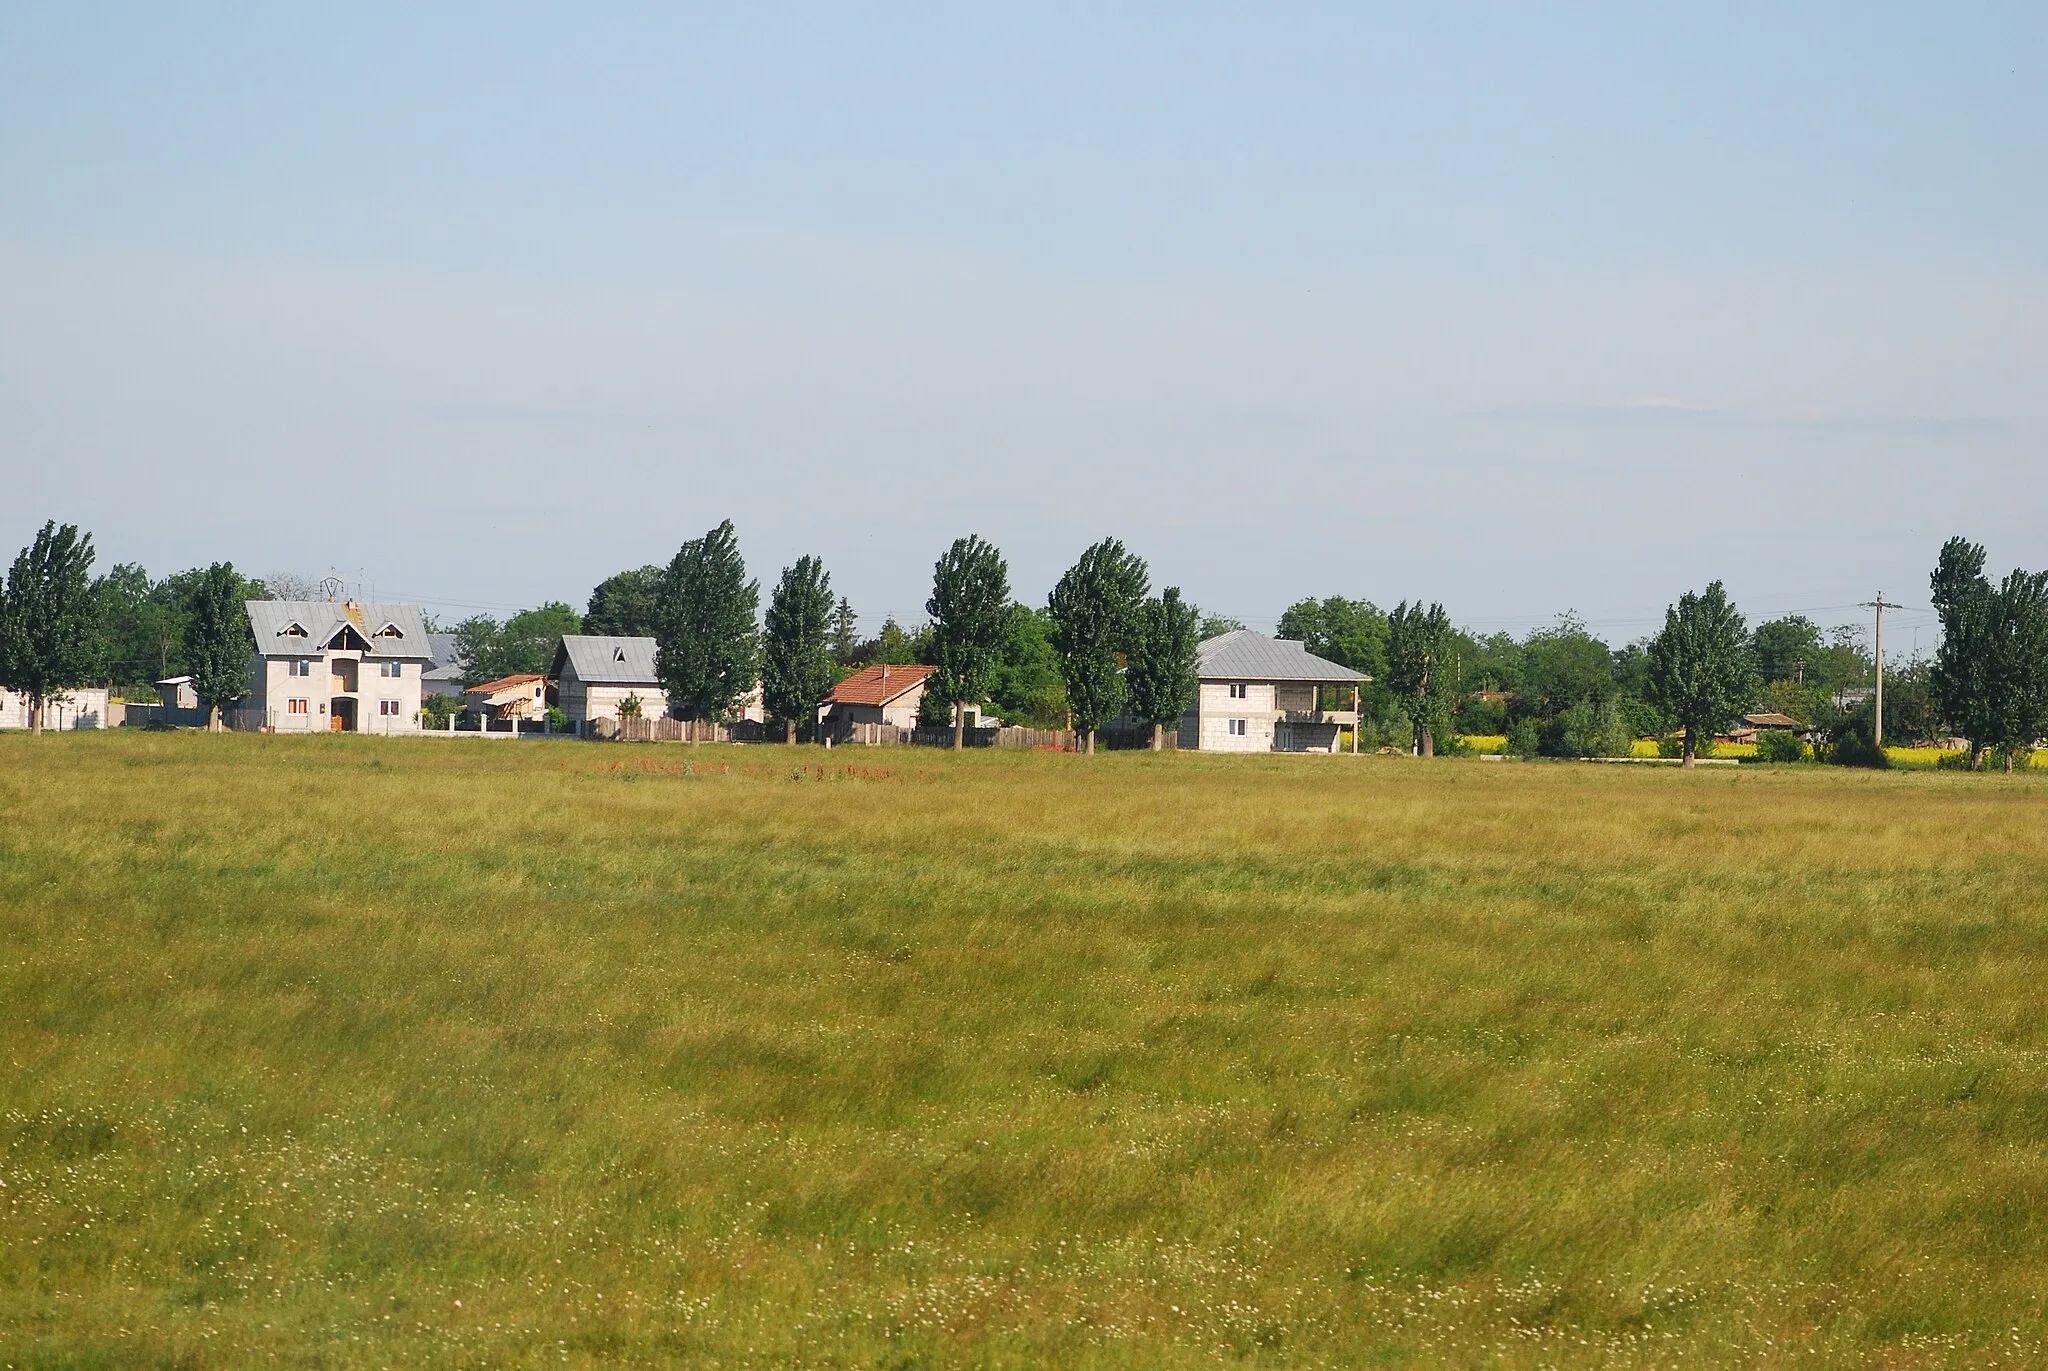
xmin=603 ymin=521 xmax=1200 ymax=752
xmin=4 ymin=516 xmax=2044 ymax=768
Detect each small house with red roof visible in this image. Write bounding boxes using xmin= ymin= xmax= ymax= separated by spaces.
xmin=817 ymin=662 xmax=935 ymax=738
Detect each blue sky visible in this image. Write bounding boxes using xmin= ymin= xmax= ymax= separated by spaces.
xmin=2 ymin=5 xmax=2041 ymax=647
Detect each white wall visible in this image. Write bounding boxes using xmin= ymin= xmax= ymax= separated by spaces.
xmin=248 ymin=651 xmax=423 ymax=733
xmin=1194 ymin=680 xmax=1276 ymax=752
xmin=0 ymin=688 xmax=112 ymax=730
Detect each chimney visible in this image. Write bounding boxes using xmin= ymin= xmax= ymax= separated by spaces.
xmin=881 ymin=664 xmax=890 ymax=684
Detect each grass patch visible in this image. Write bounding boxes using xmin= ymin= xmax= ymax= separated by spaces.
xmin=4 ymin=733 xmax=2048 ymax=1366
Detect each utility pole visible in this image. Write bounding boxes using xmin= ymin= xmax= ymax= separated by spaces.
xmin=1862 ymin=593 xmax=1897 ymax=746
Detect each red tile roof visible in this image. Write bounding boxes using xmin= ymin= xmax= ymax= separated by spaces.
xmin=827 ymin=662 xmax=934 ymax=706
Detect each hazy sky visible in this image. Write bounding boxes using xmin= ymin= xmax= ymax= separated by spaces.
xmin=3 ymin=5 xmax=2041 ymax=648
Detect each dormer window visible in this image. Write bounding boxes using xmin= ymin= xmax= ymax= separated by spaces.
xmin=278 ymin=622 xmax=307 ymax=638
xmin=375 ymin=623 xmax=403 ymax=639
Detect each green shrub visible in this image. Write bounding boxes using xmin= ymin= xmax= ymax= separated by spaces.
xmin=1755 ymin=729 xmax=1806 ymax=763
xmin=1505 ymin=719 xmax=1541 ymax=757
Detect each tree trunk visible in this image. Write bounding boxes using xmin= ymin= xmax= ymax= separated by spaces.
xmin=210 ymin=704 xmax=221 ymax=733
xmin=1682 ymin=724 xmax=1697 ymax=769
xmin=1420 ymin=726 xmax=1435 ymax=758
xmin=953 ymin=706 xmax=964 ymax=751
xmin=1085 ymin=729 xmax=1095 ymax=755
xmin=785 ymin=718 xmax=797 ymax=745
xmin=28 ymin=697 xmax=41 ymax=738
xmin=1150 ymin=721 xmax=1162 ymax=752
xmin=1972 ymin=745 xmax=1984 ymax=771
xmin=2007 ymin=750 xmax=2015 ymax=774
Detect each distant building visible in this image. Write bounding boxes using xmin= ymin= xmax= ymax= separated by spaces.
xmin=466 ymin=673 xmax=548 ymax=721
xmin=553 ymin=636 xmax=668 ymax=730
xmin=818 ymin=662 xmax=935 ymax=738
xmin=422 ymin=634 xmax=468 ymax=700
xmin=1181 ymin=629 xmax=1368 ymax=753
xmin=551 ymin=634 xmax=767 ymax=732
xmin=244 ymin=599 xmax=432 ymax=733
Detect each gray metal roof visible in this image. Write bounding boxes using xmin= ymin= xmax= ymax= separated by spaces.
xmin=423 ymin=634 xmax=465 ymax=682
xmin=553 ymin=634 xmax=662 ymax=685
xmin=245 ymin=600 xmax=434 ymax=659
xmin=1196 ymin=629 xmax=1368 ymax=683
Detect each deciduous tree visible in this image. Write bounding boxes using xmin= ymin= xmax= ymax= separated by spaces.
xmin=926 ymin=535 xmax=1011 ymax=749
xmin=584 ymin=565 xmax=665 ymax=637
xmin=1386 ymin=601 xmax=1454 ymax=756
xmin=762 ymin=555 xmax=837 ymax=743
xmin=1127 ymin=587 xmax=1200 ymax=750
xmin=1048 ymin=539 xmax=1149 ymax=753
xmin=1647 ymin=581 xmax=1759 ymax=768
xmin=0 ymin=521 xmax=101 ymax=736
xmin=185 ymin=562 xmax=252 ymax=731
xmin=656 ymin=520 xmax=760 ymax=721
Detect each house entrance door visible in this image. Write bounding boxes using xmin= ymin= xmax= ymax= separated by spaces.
xmin=330 ymin=698 xmax=357 ymax=732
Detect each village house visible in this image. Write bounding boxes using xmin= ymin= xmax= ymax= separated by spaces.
xmin=465 ymin=673 xmax=548 ymax=722
xmin=817 ymin=662 xmax=936 ymax=739
xmin=244 ymin=599 xmax=432 ymax=733
xmin=553 ymin=635 xmax=668 ymax=732
xmin=1181 ymin=629 xmax=1368 ymax=753
xmin=551 ymin=634 xmax=768 ymax=733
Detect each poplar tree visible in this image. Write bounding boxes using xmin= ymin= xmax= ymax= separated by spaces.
xmin=1126 ymin=587 xmax=1200 ymax=750
xmin=926 ymin=535 xmax=1011 ymax=749
xmin=1048 ymin=538 xmax=1149 ymax=753
xmin=0 ymin=521 xmax=100 ymax=736
xmin=762 ymin=555 xmax=838 ymax=744
xmin=185 ymin=563 xmax=252 ymax=732
xmin=1386 ymin=601 xmax=1454 ymax=756
xmin=1647 ymin=580 xmax=1758 ymax=769
xmin=1932 ymin=537 xmax=1998 ymax=765
xmin=656 ymin=520 xmax=760 ymax=721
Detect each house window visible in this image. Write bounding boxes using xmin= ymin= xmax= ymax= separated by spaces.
xmin=292 ymin=659 xmax=311 ymax=677
xmin=1228 ymin=683 xmax=1248 ymax=699
xmin=378 ymin=699 xmax=405 ymax=716
xmin=1229 ymin=718 xmax=1247 ymax=736
xmin=378 ymin=662 xmax=402 ymax=678
xmin=287 ymin=698 xmax=308 ymax=715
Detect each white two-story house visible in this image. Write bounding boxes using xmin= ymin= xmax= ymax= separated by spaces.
xmin=244 ymin=599 xmax=433 ymax=733
xmin=1182 ymin=629 xmax=1368 ymax=753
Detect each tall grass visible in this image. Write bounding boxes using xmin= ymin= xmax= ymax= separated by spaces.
xmin=5 ymin=733 xmax=2048 ymax=1367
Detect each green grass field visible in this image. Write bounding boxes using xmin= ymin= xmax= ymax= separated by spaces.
xmin=6 ymin=734 xmax=2048 ymax=1368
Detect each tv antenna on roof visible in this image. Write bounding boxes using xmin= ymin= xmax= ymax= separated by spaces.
xmin=319 ymin=574 xmax=346 ymax=602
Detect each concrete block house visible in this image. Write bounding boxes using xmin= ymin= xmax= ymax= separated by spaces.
xmin=1182 ymin=629 xmax=1367 ymax=753
xmin=244 ymin=600 xmax=432 ymax=732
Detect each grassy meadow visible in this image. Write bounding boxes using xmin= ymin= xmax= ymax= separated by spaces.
xmin=5 ymin=733 xmax=2048 ymax=1367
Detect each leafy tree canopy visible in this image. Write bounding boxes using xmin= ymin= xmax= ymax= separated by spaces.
xmin=1048 ymin=538 xmax=1149 ymax=741
xmin=926 ymin=535 xmax=1012 ymax=740
xmin=185 ymin=563 xmax=254 ymax=727
xmin=1127 ymin=587 xmax=1201 ymax=737
xmin=761 ymin=556 xmax=838 ymax=732
xmin=0 ymin=521 xmax=102 ymax=733
xmin=1647 ymin=581 xmax=1760 ymax=766
xmin=988 ymin=605 xmax=1067 ymax=728
xmin=584 ymin=566 xmax=665 ymax=638
xmin=656 ymin=520 xmax=760 ymax=721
